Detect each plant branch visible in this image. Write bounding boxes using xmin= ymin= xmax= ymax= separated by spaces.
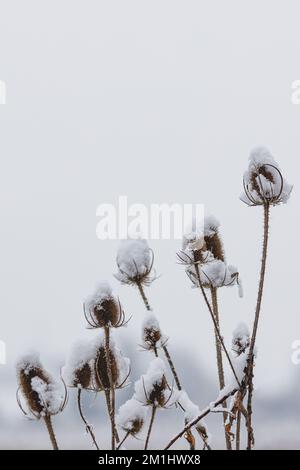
xmin=210 ymin=286 xmax=231 ymax=450
xmin=246 ymin=203 xmax=270 ymax=450
xmin=144 ymin=405 xmax=157 ymax=450
xmin=194 ymin=262 xmax=241 ymax=387
xmin=77 ymin=389 xmax=100 ymax=450
xmin=104 ymin=325 xmax=117 ymax=450
xmin=116 ymin=431 xmax=130 ymax=450
xmin=44 ymin=415 xmax=59 ymax=450
xmin=164 ymin=387 xmax=238 ymax=450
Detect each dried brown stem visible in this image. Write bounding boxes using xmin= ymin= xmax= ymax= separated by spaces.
xmin=44 ymin=415 xmax=59 ymax=450
xmin=104 ymin=325 xmax=117 ymax=450
xmin=164 ymin=387 xmax=238 ymax=450
xmin=77 ymin=388 xmax=100 ymax=449
xmin=116 ymin=431 xmax=130 ymax=450
xmin=236 ymin=410 xmax=241 ymax=450
xmin=144 ymin=405 xmax=157 ymax=450
xmin=246 ymin=203 xmax=270 ymax=450
xmin=194 ymin=262 xmax=241 ymax=387
xmin=210 ymin=287 xmax=231 ymax=450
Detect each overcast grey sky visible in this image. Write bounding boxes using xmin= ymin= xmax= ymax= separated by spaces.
xmin=0 ymin=0 xmax=299 ymax=449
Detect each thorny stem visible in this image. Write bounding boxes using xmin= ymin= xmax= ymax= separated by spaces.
xmin=162 ymin=344 xmax=182 ymax=391
xmin=137 ymin=282 xmax=151 ymax=311
xmin=44 ymin=415 xmax=59 ymax=450
xmin=194 ymin=262 xmax=241 ymax=387
xmin=210 ymin=287 xmax=231 ymax=450
xmin=246 ymin=203 xmax=270 ymax=450
xmin=77 ymin=389 xmax=100 ymax=450
xmin=164 ymin=387 xmax=238 ymax=450
xmin=144 ymin=405 xmax=157 ymax=450
xmin=116 ymin=431 xmax=130 ymax=450
xmin=104 ymin=325 xmax=117 ymax=450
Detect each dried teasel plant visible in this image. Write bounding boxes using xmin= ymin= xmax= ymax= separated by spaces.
xmin=16 ymin=146 xmax=292 ymax=451
xmin=178 ymin=215 xmax=243 ymax=449
xmin=16 ymin=351 xmax=67 ymax=450
xmin=240 ymin=147 xmax=293 ymax=449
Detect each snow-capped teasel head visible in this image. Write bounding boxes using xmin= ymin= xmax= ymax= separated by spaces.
xmin=64 ymin=338 xmax=98 ymax=389
xmin=186 ymin=259 xmax=243 ymax=296
xmin=84 ymin=281 xmax=127 ymax=329
xmin=241 ymin=146 xmax=293 ymax=206
xmin=117 ymin=398 xmax=147 ymax=436
xmin=178 ymin=214 xmax=224 ymax=266
xmin=93 ymin=332 xmax=130 ymax=392
xmin=114 ymin=239 xmax=155 ymax=287
xmin=16 ymin=351 xmax=67 ymax=419
xmin=232 ymin=322 xmax=250 ymax=356
xmin=134 ymin=358 xmax=178 ymax=408
xmin=141 ymin=312 xmax=165 ymax=352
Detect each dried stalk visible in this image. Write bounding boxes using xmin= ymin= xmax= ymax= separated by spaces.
xmin=44 ymin=415 xmax=59 ymax=450
xmin=144 ymin=405 xmax=157 ymax=450
xmin=194 ymin=262 xmax=241 ymax=387
xmin=246 ymin=202 xmax=270 ymax=449
xmin=77 ymin=389 xmax=100 ymax=449
xmin=236 ymin=410 xmax=241 ymax=450
xmin=116 ymin=431 xmax=130 ymax=450
xmin=210 ymin=286 xmax=231 ymax=450
xmin=104 ymin=325 xmax=117 ymax=450
xmin=164 ymin=387 xmax=238 ymax=450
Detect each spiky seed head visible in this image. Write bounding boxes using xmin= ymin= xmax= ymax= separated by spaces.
xmin=73 ymin=362 xmax=92 ymax=389
xmin=94 ymin=346 xmax=119 ymax=390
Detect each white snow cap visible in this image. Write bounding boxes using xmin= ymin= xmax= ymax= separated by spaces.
xmin=241 ymin=146 xmax=293 ymax=205
xmin=182 ymin=214 xmax=221 ymax=252
xmin=187 ymin=260 xmax=242 ymax=293
xmin=64 ymin=338 xmax=97 ymax=387
xmin=141 ymin=312 xmax=165 ymax=349
xmin=115 ymin=239 xmax=152 ymax=281
xmin=232 ymin=322 xmax=250 ymax=355
xmin=85 ymin=281 xmax=113 ymax=312
xmin=16 ymin=350 xmax=41 ymax=375
xmin=117 ymin=398 xmax=147 ymax=434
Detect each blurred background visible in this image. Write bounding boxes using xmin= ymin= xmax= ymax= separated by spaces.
xmin=0 ymin=0 xmax=299 ymax=449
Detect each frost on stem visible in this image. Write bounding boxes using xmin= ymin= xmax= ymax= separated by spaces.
xmin=114 ymin=239 xmax=155 ymax=287
xmin=179 ymin=215 xmax=242 ymax=296
xmin=179 ymin=391 xmax=211 ymax=447
xmin=117 ymin=398 xmax=147 ymax=436
xmin=134 ymin=358 xmax=178 ymax=408
xmin=84 ymin=281 xmax=127 ymax=328
xmin=16 ymin=351 xmax=66 ymax=419
xmin=241 ymin=146 xmax=293 ymax=207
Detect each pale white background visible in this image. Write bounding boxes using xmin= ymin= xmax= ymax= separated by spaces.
xmin=0 ymin=0 xmax=299 ymax=449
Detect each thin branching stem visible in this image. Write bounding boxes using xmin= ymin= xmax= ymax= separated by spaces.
xmin=144 ymin=405 xmax=157 ymax=450
xmin=194 ymin=262 xmax=241 ymax=387
xmin=210 ymin=286 xmax=231 ymax=450
xmin=117 ymin=431 xmax=130 ymax=450
xmin=44 ymin=415 xmax=59 ymax=450
xmin=164 ymin=388 xmax=238 ymax=450
xmin=77 ymin=389 xmax=100 ymax=450
xmin=246 ymin=202 xmax=270 ymax=450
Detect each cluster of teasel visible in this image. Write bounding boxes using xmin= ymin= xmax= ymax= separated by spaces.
xmin=16 ymin=147 xmax=293 ymax=450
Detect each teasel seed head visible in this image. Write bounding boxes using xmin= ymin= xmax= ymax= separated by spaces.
xmin=16 ymin=351 xmax=67 ymax=419
xmin=241 ymin=147 xmax=293 ymax=206
xmin=141 ymin=313 xmax=164 ymax=351
xmin=114 ymin=239 xmax=156 ymax=287
xmin=117 ymin=398 xmax=146 ymax=436
xmin=232 ymin=322 xmax=250 ymax=356
xmin=134 ymin=358 xmax=178 ymax=409
xmin=84 ymin=282 xmax=127 ymax=329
